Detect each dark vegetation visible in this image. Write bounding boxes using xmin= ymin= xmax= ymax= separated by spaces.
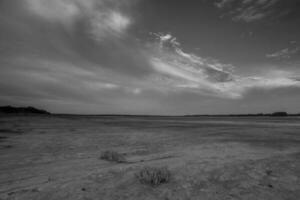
xmin=100 ymin=150 xmax=126 ymax=163
xmin=0 ymin=106 xmax=50 ymax=115
xmin=270 ymin=112 xmax=288 ymax=117
xmin=185 ymin=111 xmax=293 ymax=117
xmin=136 ymin=166 xmax=171 ymax=186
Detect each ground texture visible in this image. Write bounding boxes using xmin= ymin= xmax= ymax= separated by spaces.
xmin=0 ymin=115 xmax=300 ymax=200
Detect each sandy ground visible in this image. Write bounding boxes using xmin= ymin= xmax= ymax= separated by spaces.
xmin=0 ymin=115 xmax=300 ymax=200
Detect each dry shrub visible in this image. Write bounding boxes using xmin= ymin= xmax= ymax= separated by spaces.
xmin=100 ymin=150 xmax=126 ymax=163
xmin=136 ymin=166 xmax=171 ymax=186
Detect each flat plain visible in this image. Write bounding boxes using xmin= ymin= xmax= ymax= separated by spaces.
xmin=0 ymin=115 xmax=300 ymax=200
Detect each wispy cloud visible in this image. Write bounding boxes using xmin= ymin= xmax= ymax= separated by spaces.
xmin=90 ymin=11 xmax=131 ymax=41
xmin=214 ymin=0 xmax=235 ymax=9
xmin=25 ymin=0 xmax=82 ymax=26
xmin=214 ymin=0 xmax=284 ymax=22
xmin=266 ymin=48 xmax=299 ymax=59
xmin=146 ymin=33 xmax=300 ymax=98
xmin=25 ymin=0 xmax=132 ymax=40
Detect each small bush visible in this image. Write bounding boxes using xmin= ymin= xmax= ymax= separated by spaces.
xmin=136 ymin=166 xmax=171 ymax=186
xmin=100 ymin=150 xmax=126 ymax=163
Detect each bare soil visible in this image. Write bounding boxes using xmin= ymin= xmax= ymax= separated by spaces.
xmin=0 ymin=115 xmax=300 ymax=200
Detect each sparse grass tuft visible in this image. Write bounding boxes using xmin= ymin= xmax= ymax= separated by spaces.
xmin=136 ymin=166 xmax=171 ymax=186
xmin=100 ymin=150 xmax=126 ymax=163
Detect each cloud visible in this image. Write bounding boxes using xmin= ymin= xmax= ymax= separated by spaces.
xmin=214 ymin=0 xmax=283 ymax=22
xmin=1 ymin=1 xmax=300 ymax=114
xmin=90 ymin=11 xmax=131 ymax=41
xmin=0 ymin=56 xmax=146 ymax=106
xmin=232 ymin=8 xmax=267 ymax=22
xmin=25 ymin=0 xmax=83 ymax=26
xmin=214 ymin=0 xmax=235 ymax=8
xmin=266 ymin=48 xmax=299 ymax=59
xmin=25 ymin=0 xmax=132 ymax=39
xmin=146 ymin=33 xmax=300 ymax=98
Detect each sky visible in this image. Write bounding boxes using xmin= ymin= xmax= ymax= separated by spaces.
xmin=0 ymin=0 xmax=300 ymax=115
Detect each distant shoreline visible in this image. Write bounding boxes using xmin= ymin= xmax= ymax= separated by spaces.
xmin=54 ymin=114 xmax=300 ymax=117
xmin=1 ymin=106 xmax=299 ymax=117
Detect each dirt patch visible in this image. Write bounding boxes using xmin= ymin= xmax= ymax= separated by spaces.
xmin=0 ymin=129 xmax=22 ymax=134
xmin=0 ymin=116 xmax=299 ymax=200
xmin=0 ymin=136 xmax=8 ymax=143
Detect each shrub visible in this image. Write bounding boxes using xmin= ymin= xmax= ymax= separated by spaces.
xmin=271 ymin=112 xmax=288 ymax=117
xmin=136 ymin=166 xmax=171 ymax=186
xmin=100 ymin=150 xmax=126 ymax=163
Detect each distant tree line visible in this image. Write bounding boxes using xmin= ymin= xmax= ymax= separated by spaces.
xmin=0 ymin=106 xmax=50 ymax=115
xmin=185 ymin=111 xmax=300 ymax=117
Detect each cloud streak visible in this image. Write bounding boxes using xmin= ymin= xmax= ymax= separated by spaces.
xmin=214 ymin=0 xmax=283 ymax=22
xmin=146 ymin=33 xmax=300 ymax=98
xmin=90 ymin=11 xmax=131 ymax=41
xmin=266 ymin=48 xmax=299 ymax=59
